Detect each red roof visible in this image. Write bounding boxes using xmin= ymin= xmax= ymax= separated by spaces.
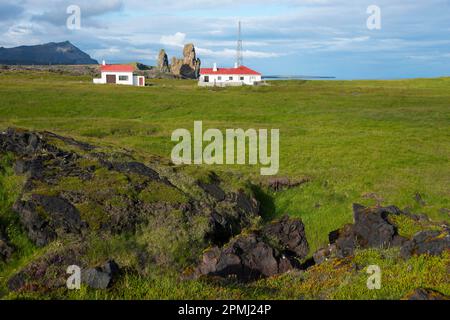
xmin=200 ymin=65 xmax=261 ymax=76
xmin=100 ymin=64 xmax=134 ymax=72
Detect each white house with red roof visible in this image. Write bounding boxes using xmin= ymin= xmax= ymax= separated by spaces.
xmin=93 ymin=62 xmax=145 ymax=86
xmin=198 ymin=63 xmax=262 ymax=86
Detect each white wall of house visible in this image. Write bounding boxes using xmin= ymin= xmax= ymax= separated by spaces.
xmin=199 ymin=74 xmax=261 ymax=86
xmin=93 ymin=71 xmax=134 ymax=85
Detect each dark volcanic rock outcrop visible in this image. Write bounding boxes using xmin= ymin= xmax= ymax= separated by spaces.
xmin=265 ymin=177 xmax=310 ymax=192
xmin=0 ymin=128 xmax=48 ymax=156
xmin=195 ymin=235 xmax=297 ymax=282
xmin=203 ymin=185 xmax=259 ymax=245
xmin=193 ymin=216 xmax=308 ymax=282
xmin=400 ymin=229 xmax=450 ymax=259
xmin=198 ymin=180 xmax=226 ymax=202
xmin=82 ymin=260 xmax=120 ymax=289
xmin=263 ymin=215 xmax=309 ymax=257
xmin=313 ymin=204 xmax=449 ymax=264
xmin=1 ymin=127 xmax=259 ymax=242
xmin=105 ymin=160 xmax=162 ymax=181
xmin=1 ymin=127 xmax=262 ymax=291
xmin=0 ymin=230 xmax=14 ymax=261
xmin=313 ymin=204 xmax=406 ymax=263
xmin=7 ymin=244 xmax=86 ymax=292
xmin=13 ymin=194 xmax=85 ymax=247
xmin=331 ymin=204 xmax=406 ymax=257
xmin=403 ymin=288 xmax=449 ymax=300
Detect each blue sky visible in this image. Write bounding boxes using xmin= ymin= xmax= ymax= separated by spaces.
xmin=1 ymin=0 xmax=449 ymax=79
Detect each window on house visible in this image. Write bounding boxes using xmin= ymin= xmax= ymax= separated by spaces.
xmin=204 ymin=76 xmax=209 ymax=82
xmin=119 ymin=75 xmax=128 ymax=81
xmin=218 ymin=76 xmax=222 ymax=80
xmin=240 ymin=76 xmax=244 ymax=81
xmin=229 ymin=76 xmax=233 ymax=80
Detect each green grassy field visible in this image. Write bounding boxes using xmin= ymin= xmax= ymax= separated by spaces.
xmin=1 ymin=71 xmax=449 ymax=253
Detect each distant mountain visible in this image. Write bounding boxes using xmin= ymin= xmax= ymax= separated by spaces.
xmin=0 ymin=41 xmax=98 ymax=65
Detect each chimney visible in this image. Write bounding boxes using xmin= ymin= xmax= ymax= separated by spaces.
xmin=102 ymin=60 xmax=106 ymax=66
xmin=213 ymin=63 xmax=217 ymax=72
xmin=234 ymin=62 xmax=238 ymax=69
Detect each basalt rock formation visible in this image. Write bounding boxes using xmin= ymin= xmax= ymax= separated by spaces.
xmin=264 ymin=176 xmax=311 ymax=192
xmin=403 ymin=288 xmax=449 ymax=300
xmin=0 ymin=230 xmax=14 ymax=261
xmin=82 ymin=260 xmax=121 ymax=289
xmin=0 ymin=127 xmax=260 ymax=292
xmin=192 ymin=215 xmax=309 ymax=282
xmin=0 ymin=128 xmax=259 ymax=243
xmin=157 ymin=49 xmax=170 ymax=73
xmin=170 ymin=43 xmax=201 ymax=79
xmin=313 ymin=204 xmax=449 ymax=264
xmin=155 ymin=43 xmax=201 ymax=79
xmin=400 ymin=229 xmax=450 ymax=259
xmin=13 ymin=194 xmax=85 ymax=247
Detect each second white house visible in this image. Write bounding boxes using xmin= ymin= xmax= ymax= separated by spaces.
xmin=198 ymin=64 xmax=262 ymax=86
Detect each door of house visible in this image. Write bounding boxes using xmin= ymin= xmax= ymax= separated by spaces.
xmin=204 ymin=76 xmax=209 ymax=83
xmin=106 ymin=75 xmax=116 ymax=84
xmin=139 ymin=77 xmax=144 ymax=86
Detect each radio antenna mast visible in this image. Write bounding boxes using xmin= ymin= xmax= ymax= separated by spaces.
xmin=236 ymin=21 xmax=243 ymax=67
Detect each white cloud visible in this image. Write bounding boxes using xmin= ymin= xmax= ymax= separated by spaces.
xmin=91 ymin=47 xmax=121 ymax=58
xmin=196 ymin=47 xmax=281 ymax=59
xmin=7 ymin=24 xmax=33 ymax=36
xmin=160 ymin=32 xmax=186 ymax=47
xmin=0 ymin=22 xmax=45 ymax=47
